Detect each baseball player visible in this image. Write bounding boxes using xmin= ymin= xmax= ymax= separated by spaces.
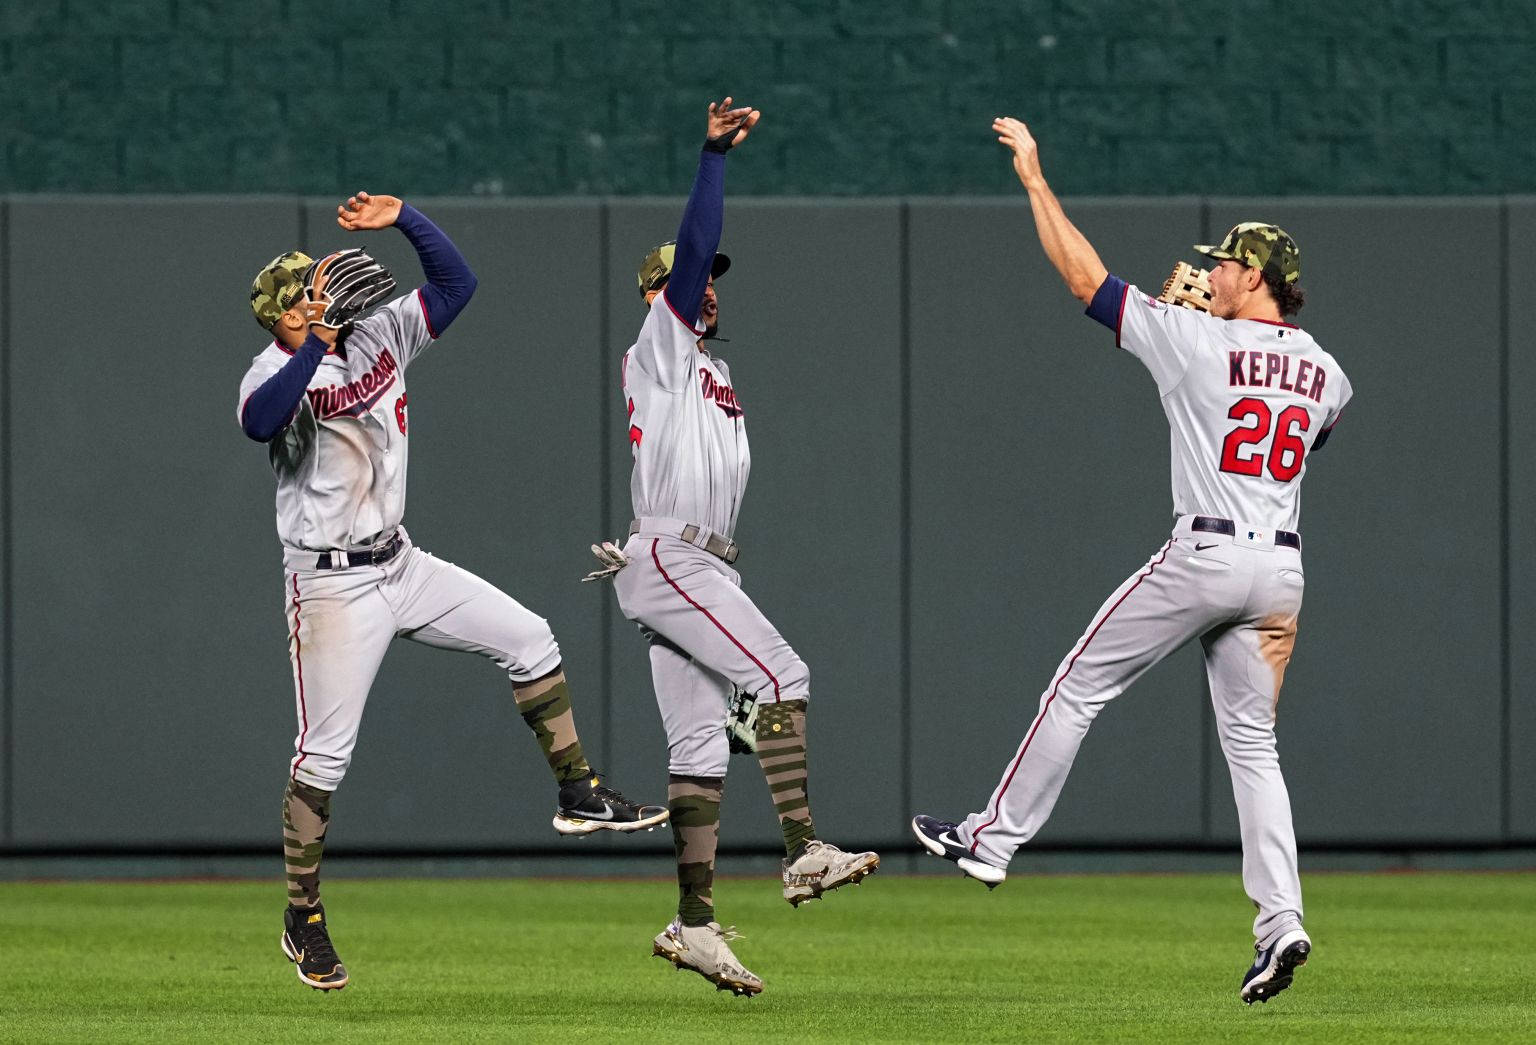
xmin=239 ymin=191 xmax=665 ymax=992
xmin=586 ymin=98 xmax=879 ymax=996
xmin=912 ymin=117 xmax=1352 ymax=1005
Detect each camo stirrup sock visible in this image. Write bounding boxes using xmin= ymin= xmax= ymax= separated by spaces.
xmin=283 ymin=778 xmax=333 ymax=907
xmin=668 ymin=774 xmax=724 ymax=927
xmin=512 ymin=670 xmax=592 ymax=785
xmin=756 ymin=699 xmax=816 ymax=853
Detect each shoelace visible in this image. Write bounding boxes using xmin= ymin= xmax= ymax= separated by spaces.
xmin=714 ymin=925 xmax=745 ymax=943
xmin=589 ymin=783 xmax=644 ymax=813
xmin=297 ymin=921 xmax=341 ymax=967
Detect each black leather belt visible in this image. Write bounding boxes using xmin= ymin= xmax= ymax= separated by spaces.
xmin=1192 ymin=516 xmax=1301 ymax=551
xmin=316 ymin=531 xmax=405 ymax=570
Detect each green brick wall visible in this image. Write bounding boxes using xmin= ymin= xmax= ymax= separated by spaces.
xmin=4 ymin=0 xmax=1534 ymax=196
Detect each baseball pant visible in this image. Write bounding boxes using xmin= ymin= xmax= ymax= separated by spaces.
xmin=957 ymin=516 xmax=1307 ymax=948
xmin=614 ymin=531 xmax=809 ymax=778
xmin=282 ymin=533 xmax=561 ymax=790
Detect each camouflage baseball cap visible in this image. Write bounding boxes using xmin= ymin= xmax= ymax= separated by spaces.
xmin=637 ymin=241 xmax=731 ymax=296
xmin=1194 ymin=222 xmax=1300 ymax=285
xmin=250 ymin=250 xmax=315 ymax=330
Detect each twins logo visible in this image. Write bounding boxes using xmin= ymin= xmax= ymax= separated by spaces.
xmin=700 ymin=368 xmax=743 ymax=418
xmin=307 ymin=349 xmax=399 ymax=419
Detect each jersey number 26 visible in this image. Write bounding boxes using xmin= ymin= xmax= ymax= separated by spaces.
xmin=1220 ymin=397 xmax=1310 ymax=482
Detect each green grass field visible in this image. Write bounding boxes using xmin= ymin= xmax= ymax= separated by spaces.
xmin=2 ymin=871 xmax=1532 ymax=1043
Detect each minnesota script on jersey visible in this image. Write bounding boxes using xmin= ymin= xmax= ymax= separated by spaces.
xmin=624 ymin=294 xmax=751 ymax=538
xmin=1114 ymin=286 xmax=1351 ymax=532
xmin=237 ymin=294 xmax=432 ymax=550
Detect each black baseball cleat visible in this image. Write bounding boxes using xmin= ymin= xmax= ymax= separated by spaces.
xmin=281 ymin=902 xmax=349 ymax=991
xmin=553 ymin=773 xmax=669 ymax=835
xmin=1241 ymin=928 xmax=1311 ymax=1004
xmin=911 ymin=814 xmax=1007 ymax=888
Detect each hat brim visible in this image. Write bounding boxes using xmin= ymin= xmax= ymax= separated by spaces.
xmin=711 ymin=253 xmax=731 ymax=279
xmin=1193 ymin=244 xmax=1238 ymax=261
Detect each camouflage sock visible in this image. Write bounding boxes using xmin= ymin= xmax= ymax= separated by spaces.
xmin=282 ymin=779 xmax=332 ymax=908
xmin=669 ymin=774 xmax=724 ymax=927
xmin=512 ymin=670 xmax=591 ymax=785
xmin=755 ymin=699 xmax=816 ymax=853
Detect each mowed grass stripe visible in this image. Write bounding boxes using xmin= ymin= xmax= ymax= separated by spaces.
xmin=0 ymin=872 xmax=1532 ymax=1043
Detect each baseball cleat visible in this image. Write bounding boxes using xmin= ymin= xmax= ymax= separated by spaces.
xmin=1241 ymin=928 xmax=1311 ymax=1004
xmin=553 ymin=773 xmax=669 ymax=835
xmin=911 ymin=814 xmax=1007 ymax=887
xmin=280 ymin=902 xmax=349 ymax=991
xmin=781 ymin=839 xmax=880 ymax=906
xmin=652 ymin=917 xmax=763 ymax=996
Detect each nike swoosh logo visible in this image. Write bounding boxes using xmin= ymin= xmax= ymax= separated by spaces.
xmin=1195 ymin=543 xmax=1218 ymax=551
xmin=573 ymin=802 xmax=615 ymax=821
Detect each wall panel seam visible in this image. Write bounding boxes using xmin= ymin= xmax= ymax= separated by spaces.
xmin=598 ymin=200 xmax=612 ymax=772
xmin=1499 ymin=196 xmax=1511 ymax=840
xmin=898 ymin=200 xmax=912 ymax=828
xmin=1 ymin=198 xmax=11 ymax=844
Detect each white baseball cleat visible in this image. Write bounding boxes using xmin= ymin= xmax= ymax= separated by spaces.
xmin=781 ymin=839 xmax=879 ymax=906
xmin=652 ymin=918 xmax=763 ymax=996
xmin=910 ymin=814 xmax=1007 ymax=887
xmin=1240 ymin=928 xmax=1312 ymax=1004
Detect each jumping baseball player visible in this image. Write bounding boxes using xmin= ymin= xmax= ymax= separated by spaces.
xmin=912 ymin=117 xmax=1352 ymax=1005
xmin=239 ymin=191 xmax=665 ymax=992
xmin=585 ymin=98 xmax=879 ymax=996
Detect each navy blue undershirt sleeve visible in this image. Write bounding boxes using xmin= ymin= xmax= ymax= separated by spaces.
xmin=1084 ymin=274 xmax=1129 ymax=330
xmin=240 ymin=333 xmax=328 ymax=442
xmin=394 ymin=202 xmax=477 ymax=336
xmin=1312 ymin=422 xmax=1336 ymax=452
xmin=663 ymin=150 xmax=726 ymax=325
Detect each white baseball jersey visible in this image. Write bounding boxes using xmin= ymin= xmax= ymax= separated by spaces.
xmin=237 ymin=292 xmax=433 ymax=551
xmin=623 ymin=293 xmax=751 ymax=538
xmin=1115 ymin=286 xmax=1351 ymax=532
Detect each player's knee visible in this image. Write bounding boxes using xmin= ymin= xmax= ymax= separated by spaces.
xmin=291 ymin=755 xmax=347 ymax=792
xmin=776 ymin=654 xmax=810 ymax=702
xmin=498 ymin=619 xmax=562 ymax=683
xmin=667 ymin=724 xmax=730 ymax=779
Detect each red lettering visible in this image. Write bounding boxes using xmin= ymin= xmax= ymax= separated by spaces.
xmin=1264 ymin=353 xmax=1282 ymax=386
xmin=1248 ymin=353 xmax=1263 ymax=385
xmin=1294 ymin=360 xmax=1313 ymax=398
xmin=1278 ymin=356 xmax=1294 ymax=391
xmin=1310 ymin=365 xmax=1327 ymax=402
xmin=1229 ymin=351 xmax=1247 ymax=386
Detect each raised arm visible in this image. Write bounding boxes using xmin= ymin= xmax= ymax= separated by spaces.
xmin=664 ymin=97 xmax=760 ymax=323
xmin=239 ymin=334 xmax=328 ymax=442
xmin=337 ymin=192 xmax=478 ymax=336
xmin=993 ymin=117 xmax=1108 ymax=304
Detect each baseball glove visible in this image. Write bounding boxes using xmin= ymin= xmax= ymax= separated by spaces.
xmin=726 ymin=686 xmax=758 ymax=755
xmin=304 ymin=248 xmax=396 ymax=330
xmin=1158 ymin=261 xmax=1213 ymax=312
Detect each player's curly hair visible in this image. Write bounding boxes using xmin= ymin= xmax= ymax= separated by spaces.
xmin=1263 ymin=270 xmax=1306 ymax=317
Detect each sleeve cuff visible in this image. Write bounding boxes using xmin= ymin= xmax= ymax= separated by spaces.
xmin=1084 ymin=274 xmax=1129 ymax=331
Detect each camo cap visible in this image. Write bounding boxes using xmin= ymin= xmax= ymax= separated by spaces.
xmin=1194 ymin=222 xmax=1300 ymax=285
xmin=637 ymin=240 xmax=731 ymax=296
xmin=250 ymin=250 xmax=315 ymax=330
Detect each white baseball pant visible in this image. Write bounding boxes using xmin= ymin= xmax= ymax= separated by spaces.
xmin=957 ymin=515 xmax=1307 ymax=948
xmin=281 ymin=531 xmax=562 ymax=790
xmin=613 ymin=526 xmax=809 ymax=778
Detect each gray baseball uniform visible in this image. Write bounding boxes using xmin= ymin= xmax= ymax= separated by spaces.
xmin=957 ymin=280 xmax=1351 ymax=950
xmin=239 ymin=291 xmax=560 ymax=791
xmin=614 ymin=294 xmax=807 ymax=778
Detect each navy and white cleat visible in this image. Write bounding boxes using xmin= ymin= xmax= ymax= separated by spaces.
xmin=1241 ymin=928 xmax=1311 ymax=1004
xmin=910 ymin=814 xmax=1007 ymax=888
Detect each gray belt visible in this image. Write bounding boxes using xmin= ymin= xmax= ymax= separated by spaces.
xmin=630 ymin=518 xmax=740 ymax=564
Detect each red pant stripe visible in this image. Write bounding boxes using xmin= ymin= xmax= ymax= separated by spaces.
xmin=650 ymin=538 xmax=782 ymax=702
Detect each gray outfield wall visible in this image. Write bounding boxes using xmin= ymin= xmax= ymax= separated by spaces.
xmin=0 ymin=195 xmax=1531 ymax=855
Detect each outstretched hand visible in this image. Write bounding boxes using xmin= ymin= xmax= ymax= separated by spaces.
xmin=337 ymin=190 xmax=402 ymax=231
xmin=706 ymin=96 xmax=760 ymax=150
xmin=993 ymin=117 xmax=1044 ymax=190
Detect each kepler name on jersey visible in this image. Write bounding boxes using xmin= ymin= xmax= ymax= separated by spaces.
xmin=1228 ymin=349 xmax=1328 ymax=402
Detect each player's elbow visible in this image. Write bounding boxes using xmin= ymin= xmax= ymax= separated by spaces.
xmin=462 ymin=268 xmax=479 ymax=300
